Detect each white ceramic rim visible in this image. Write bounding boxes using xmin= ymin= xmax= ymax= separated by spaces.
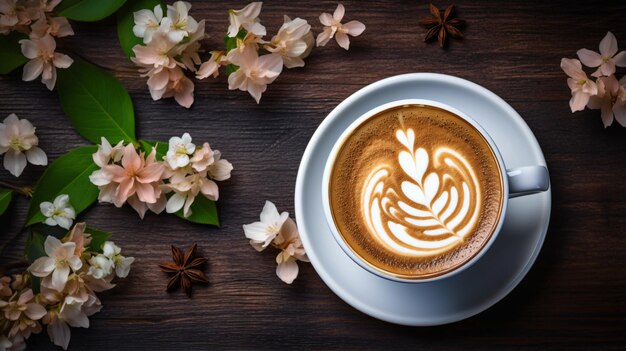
xmin=321 ymin=99 xmax=510 ymax=283
xmin=295 ymin=73 xmax=551 ymax=326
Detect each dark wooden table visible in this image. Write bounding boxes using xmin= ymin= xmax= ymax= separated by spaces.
xmin=1 ymin=0 xmax=625 ymax=349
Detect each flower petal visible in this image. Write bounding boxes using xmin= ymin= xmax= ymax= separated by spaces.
xmin=615 ymin=51 xmax=626 ymax=67
xmin=599 ymin=31 xmax=618 ymax=57
xmin=51 ymin=264 xmax=70 ymax=291
xmin=29 ymin=257 xmax=55 ymax=277
xmin=569 ymin=91 xmax=590 ymax=112
xmin=3 ymin=148 xmax=26 ymax=177
xmin=343 ymin=20 xmax=366 ymax=36
xmin=576 ymin=48 xmax=602 ymax=68
xmin=276 ymin=255 xmax=299 ymax=284
xmin=613 ymin=101 xmax=626 ymax=127
xmin=335 ymin=31 xmax=350 ymax=50
xmin=319 ymin=12 xmax=333 ymax=26
xmin=24 ymin=302 xmax=47 ymax=320
xmin=166 ymin=192 xmax=186 ymax=213
xmin=333 ymin=3 xmax=345 ymax=22
xmin=22 ymin=58 xmax=44 ymax=81
xmin=560 ymin=58 xmax=584 ymax=80
xmin=26 ymin=146 xmax=47 ymax=165
xmin=316 ymin=27 xmax=333 ymax=47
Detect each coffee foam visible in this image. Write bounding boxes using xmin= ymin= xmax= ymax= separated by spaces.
xmin=329 ymin=105 xmax=504 ymax=279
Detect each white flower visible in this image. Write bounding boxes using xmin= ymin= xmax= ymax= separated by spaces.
xmin=40 ymin=194 xmax=76 ymax=230
xmin=165 ymin=132 xmax=195 ymax=169
xmin=227 ymin=2 xmax=266 ymax=37
xmin=161 ymin=1 xmax=198 ymax=43
xmin=87 ymin=254 xmax=113 ymax=280
xmin=227 ymin=48 xmax=283 ymax=103
xmin=0 ymin=113 xmax=47 ymax=177
xmin=92 ymin=137 xmax=124 ymax=167
xmin=243 ymin=201 xmax=289 ymax=250
xmin=266 ymin=16 xmax=313 ymax=68
xmin=133 ymin=4 xmax=163 ymax=44
xmin=19 ymin=33 xmax=73 ymax=90
xmin=103 ymin=241 xmax=135 ymax=278
xmin=316 ymin=3 xmax=365 ymax=50
xmin=208 ymin=150 xmax=233 ymax=181
xmin=577 ymin=31 xmax=626 ymax=77
xmin=165 ymin=172 xmax=219 ymax=217
xmin=28 ymin=236 xmax=82 ymax=292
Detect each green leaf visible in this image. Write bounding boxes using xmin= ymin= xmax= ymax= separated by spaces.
xmin=24 ymin=230 xmax=47 ymax=264
xmin=56 ymin=59 xmax=136 ymax=144
xmin=139 ymin=139 xmax=220 ymax=226
xmin=0 ymin=32 xmax=28 ymax=74
xmin=26 ymin=146 xmax=99 ymax=226
xmin=85 ymin=226 xmax=111 ymax=253
xmin=0 ymin=189 xmax=12 ymax=216
xmin=56 ymin=0 xmax=128 ymax=22
xmin=175 ymin=195 xmax=220 ymax=226
xmin=117 ymin=0 xmax=164 ymax=58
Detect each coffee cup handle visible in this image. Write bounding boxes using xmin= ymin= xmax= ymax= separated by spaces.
xmin=507 ymin=166 xmax=550 ymax=198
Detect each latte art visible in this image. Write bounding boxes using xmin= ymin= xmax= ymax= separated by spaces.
xmin=363 ymin=128 xmax=481 ymax=257
xmin=328 ymin=104 xmax=504 ymax=279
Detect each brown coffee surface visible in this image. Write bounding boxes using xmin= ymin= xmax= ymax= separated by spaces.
xmin=329 ymin=104 xmax=504 ymax=279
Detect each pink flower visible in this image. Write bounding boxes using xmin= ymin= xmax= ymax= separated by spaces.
xmin=227 ymin=48 xmax=283 ymax=103
xmin=587 ymin=75 xmax=626 ymax=128
xmin=0 ymin=0 xmax=19 ymax=30
xmin=30 ymin=15 xmax=74 ymax=38
xmin=196 ymin=51 xmax=225 ymax=79
xmin=316 ymin=3 xmax=365 ymax=50
xmin=577 ymin=31 xmax=626 ymax=77
xmin=162 ymin=67 xmax=195 ymax=108
xmin=93 ymin=144 xmax=167 ymax=219
xmin=189 ymin=142 xmax=214 ymax=172
xmin=560 ymin=58 xmax=598 ymax=112
xmin=273 ymin=218 xmax=308 ymax=284
xmin=131 ymin=32 xmax=178 ymax=75
xmin=0 ymin=289 xmax=46 ymax=321
xmin=207 ymin=150 xmax=233 ymax=181
xmin=19 ymin=33 xmax=73 ymax=90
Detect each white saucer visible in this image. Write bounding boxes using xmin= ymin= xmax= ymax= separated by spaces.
xmin=295 ymin=73 xmax=551 ymax=326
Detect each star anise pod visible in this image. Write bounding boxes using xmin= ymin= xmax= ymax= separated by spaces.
xmin=159 ymin=244 xmax=209 ymax=297
xmin=418 ymin=3 xmax=465 ymax=48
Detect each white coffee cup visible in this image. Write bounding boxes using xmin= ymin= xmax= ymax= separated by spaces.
xmin=322 ymin=99 xmax=550 ymax=283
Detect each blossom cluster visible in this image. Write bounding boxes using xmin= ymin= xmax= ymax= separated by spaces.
xmin=0 ymin=0 xmax=74 ymax=90
xmin=561 ymin=31 xmax=626 ymax=127
xmin=131 ymin=1 xmax=204 ymax=108
xmin=131 ymin=2 xmax=365 ymax=107
xmin=0 ymin=113 xmax=47 ymax=177
xmin=0 ymin=222 xmax=133 ymax=350
xmin=243 ymin=201 xmax=308 ymax=284
xmin=88 ymin=133 xmax=232 ymax=219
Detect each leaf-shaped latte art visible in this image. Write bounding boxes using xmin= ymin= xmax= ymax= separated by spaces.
xmin=362 ymin=128 xmax=481 ymax=256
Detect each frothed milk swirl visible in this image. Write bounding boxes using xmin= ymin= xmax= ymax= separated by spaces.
xmin=329 ymin=104 xmax=504 ymax=279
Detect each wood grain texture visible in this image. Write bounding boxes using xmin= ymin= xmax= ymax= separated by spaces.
xmin=1 ymin=0 xmax=626 ymax=349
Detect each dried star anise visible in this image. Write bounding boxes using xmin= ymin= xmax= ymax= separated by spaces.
xmin=418 ymin=3 xmax=465 ymax=48
xmin=159 ymin=244 xmax=209 ymax=297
